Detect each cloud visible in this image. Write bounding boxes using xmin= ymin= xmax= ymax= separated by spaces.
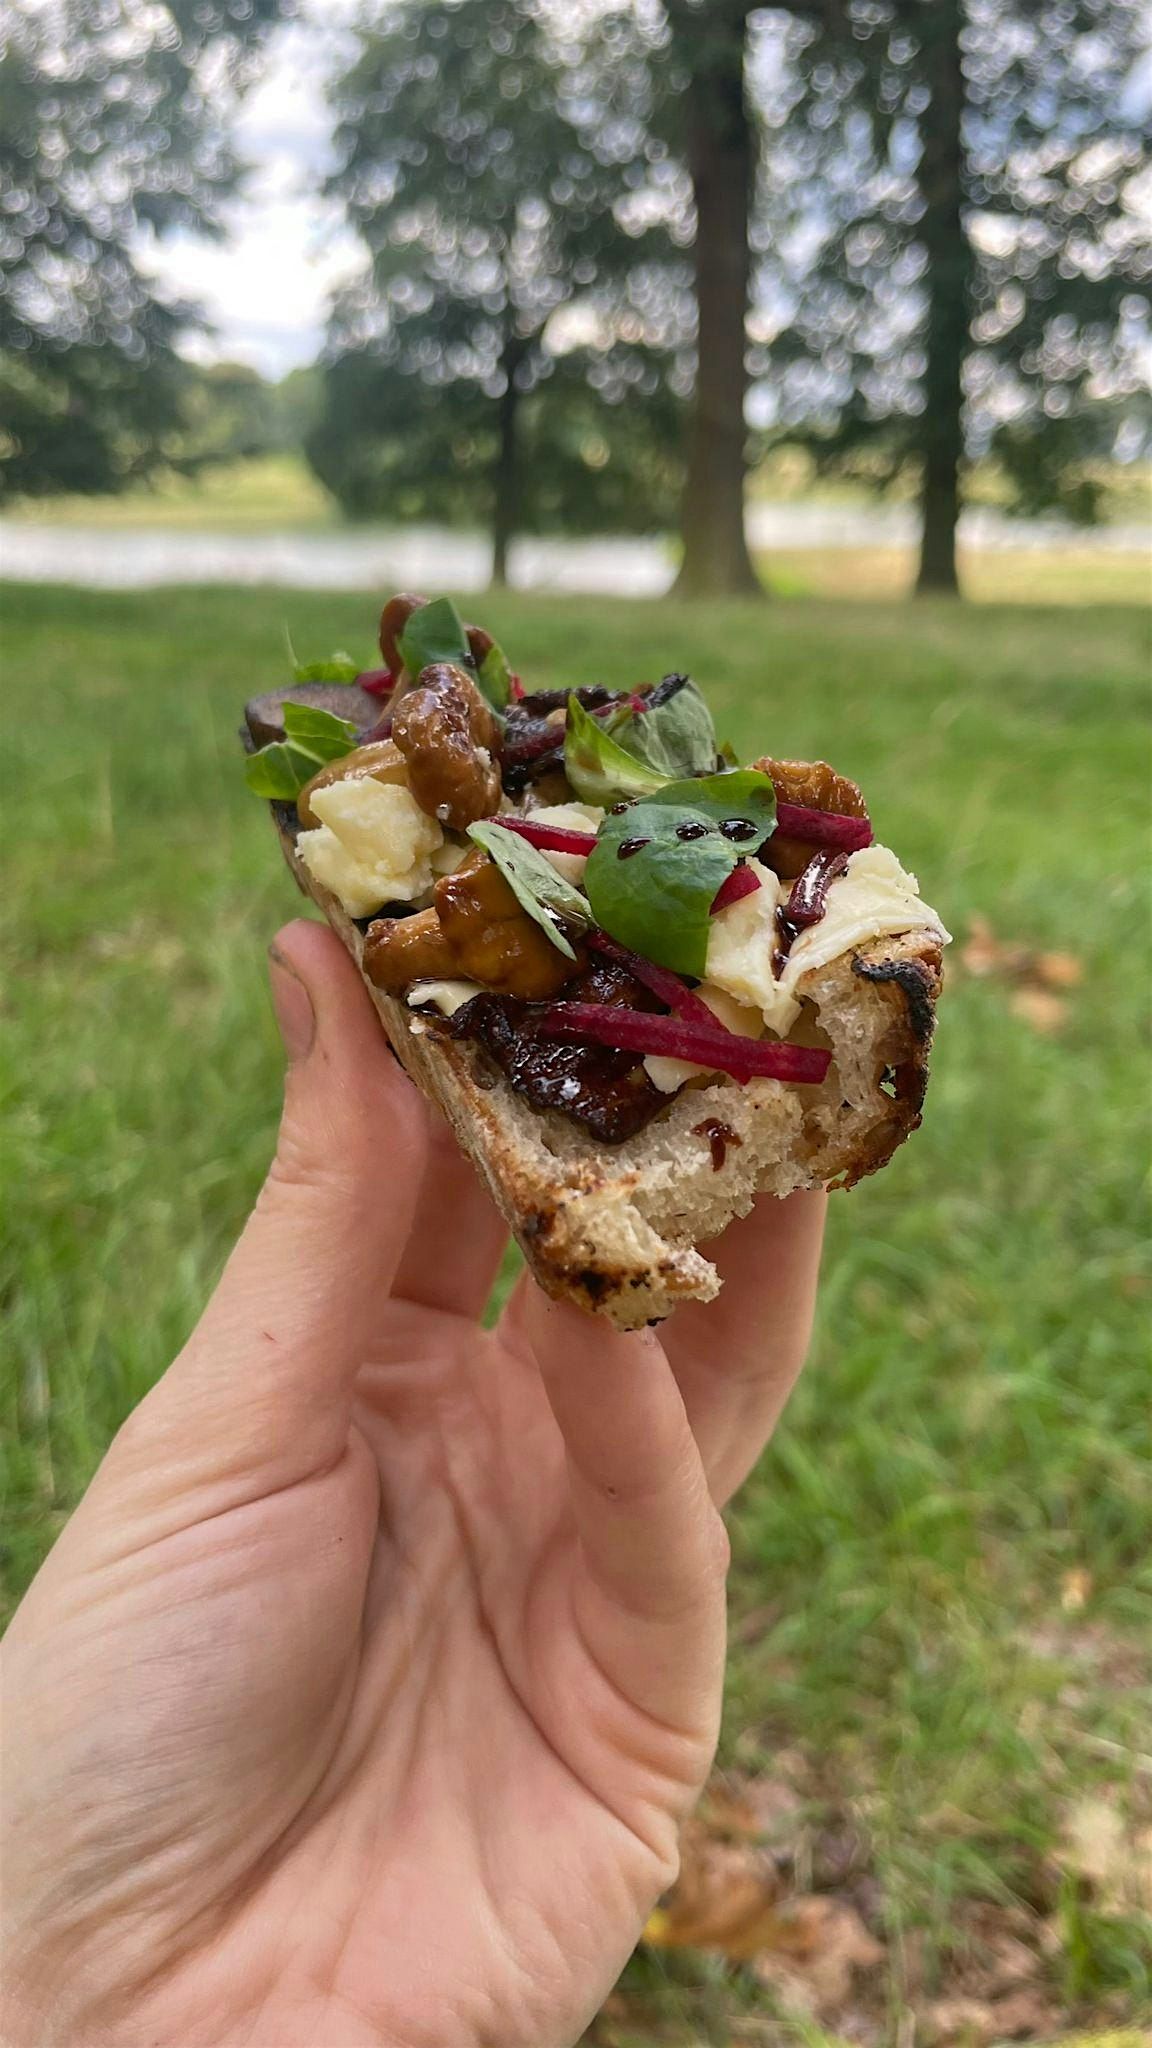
xmin=140 ymin=2 xmax=364 ymax=378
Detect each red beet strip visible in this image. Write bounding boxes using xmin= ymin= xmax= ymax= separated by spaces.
xmin=586 ymin=931 xmax=717 ymax=1030
xmin=490 ymin=815 xmax=597 ymax=856
xmin=774 ymin=801 xmax=873 ymax=852
xmin=532 ymin=1004 xmax=832 ymax=1084
xmin=711 ymin=864 xmax=762 ymax=914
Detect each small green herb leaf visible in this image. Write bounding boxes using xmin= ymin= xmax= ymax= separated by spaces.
xmin=477 ymin=640 xmax=512 ymax=712
xmin=564 ymin=694 xmax=668 ymax=806
xmin=583 ymin=771 xmax=776 ymax=976
xmin=616 ymin=679 xmax=717 ymax=782
xmin=467 ymin=819 xmax=589 ymax=960
xmin=647 ymin=769 xmax=777 ymax=837
xmin=245 ymin=700 xmax=359 ymax=801
xmin=291 ymin=651 xmax=361 ymax=684
xmin=397 ymin=596 xmax=471 ymax=680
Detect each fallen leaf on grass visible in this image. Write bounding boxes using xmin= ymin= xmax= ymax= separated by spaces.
xmin=699 ymin=1771 xmax=805 ymax=1842
xmin=644 ymin=1794 xmax=885 ymax=2023
xmin=1010 ymin=987 xmax=1068 ymax=1034
xmin=751 ymin=1895 xmax=884 ymax=2018
xmin=960 ymin=916 xmax=1083 ymax=1031
xmin=643 ymin=1824 xmax=786 ymax=1960
xmin=924 ymin=1985 xmax=1061 ymax=2043
xmin=1061 ymin=1567 xmax=1094 ymax=1614
xmin=1034 ymin=950 xmax=1085 ymax=990
xmin=1060 ymin=1798 xmax=1152 ymax=1914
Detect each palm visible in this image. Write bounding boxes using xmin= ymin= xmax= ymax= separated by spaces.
xmin=2 ymin=925 xmax=825 ymax=2048
xmin=118 ymin=1299 xmax=716 ymax=2048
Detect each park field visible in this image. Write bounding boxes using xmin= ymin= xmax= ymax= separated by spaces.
xmin=1 ymin=582 xmax=1149 ymax=2042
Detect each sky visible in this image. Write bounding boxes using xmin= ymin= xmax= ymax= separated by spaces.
xmin=147 ymin=5 xmax=363 ymax=379
xmin=147 ymin=2 xmax=1152 ymax=386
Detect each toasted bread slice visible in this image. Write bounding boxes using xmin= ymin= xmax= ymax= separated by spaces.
xmin=270 ymin=806 xmax=942 ymax=1329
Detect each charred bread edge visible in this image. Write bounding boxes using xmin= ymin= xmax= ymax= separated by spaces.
xmin=271 ymin=811 xmax=942 ymax=1329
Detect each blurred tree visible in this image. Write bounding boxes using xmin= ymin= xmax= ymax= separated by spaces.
xmin=0 ymin=0 xmax=292 ymax=502
xmin=664 ymin=0 xmax=764 ymax=597
xmin=313 ymin=0 xmax=691 ymax=583
xmin=754 ymin=0 xmax=1151 ymax=593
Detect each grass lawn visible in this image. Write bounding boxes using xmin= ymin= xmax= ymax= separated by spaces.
xmin=2 ymin=581 xmax=1150 ymax=2040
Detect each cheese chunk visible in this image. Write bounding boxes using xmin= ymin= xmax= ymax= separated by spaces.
xmin=522 ymin=801 xmax=605 ymax=883
xmin=405 ymin=978 xmax=483 ymax=1018
xmin=707 ymin=846 xmax=950 ymax=1037
xmin=643 ymin=985 xmax=765 ymax=1094
xmin=297 ymin=778 xmax=444 ymax=918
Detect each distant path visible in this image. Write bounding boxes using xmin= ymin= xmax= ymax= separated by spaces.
xmin=1 ymin=509 xmax=1147 ymax=592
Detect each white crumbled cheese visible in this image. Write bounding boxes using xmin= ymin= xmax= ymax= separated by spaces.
xmin=430 ymin=838 xmax=471 ymax=875
xmin=405 ymin=978 xmax=483 ymax=1017
xmin=643 ymin=984 xmax=765 ymax=1094
xmin=706 ymin=846 xmax=950 ymax=1038
xmin=703 ymin=861 xmax=790 ymax=1024
xmin=296 ymin=778 xmax=444 ymax=918
xmin=519 ymin=801 xmax=604 ymax=883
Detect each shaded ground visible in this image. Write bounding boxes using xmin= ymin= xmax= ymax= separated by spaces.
xmin=2 ymin=583 xmax=1149 ymax=2041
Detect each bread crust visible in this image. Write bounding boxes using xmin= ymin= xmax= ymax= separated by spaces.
xmin=270 ymin=806 xmax=943 ymax=1329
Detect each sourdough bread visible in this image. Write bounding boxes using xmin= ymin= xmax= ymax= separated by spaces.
xmin=272 ymin=810 xmax=943 ymax=1329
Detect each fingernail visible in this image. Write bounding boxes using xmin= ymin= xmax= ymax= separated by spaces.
xmin=269 ymin=946 xmax=315 ymax=1062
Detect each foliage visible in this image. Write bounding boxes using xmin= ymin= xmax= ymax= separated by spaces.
xmin=307 ymin=344 xmax=685 ymax=535
xmin=753 ymin=0 xmax=1152 ymax=522
xmin=311 ymin=0 xmax=691 ymax=555
xmin=0 ymin=0 xmax=292 ymax=501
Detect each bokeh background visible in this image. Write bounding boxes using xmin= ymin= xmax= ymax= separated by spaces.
xmin=1 ymin=3 xmax=1150 ymax=2044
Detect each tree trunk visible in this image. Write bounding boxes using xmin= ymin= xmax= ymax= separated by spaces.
xmin=491 ymin=338 xmax=526 ymax=589
xmin=671 ymin=2 xmax=762 ymax=599
xmin=914 ymin=0 xmax=970 ymax=597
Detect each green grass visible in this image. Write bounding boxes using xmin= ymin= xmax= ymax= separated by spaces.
xmin=2 ymin=582 xmax=1150 ymax=2033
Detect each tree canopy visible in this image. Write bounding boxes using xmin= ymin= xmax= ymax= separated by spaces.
xmin=752 ymin=0 xmax=1151 ymax=587
xmin=0 ymin=0 xmax=292 ymax=500
xmin=310 ymin=0 xmax=691 ymax=578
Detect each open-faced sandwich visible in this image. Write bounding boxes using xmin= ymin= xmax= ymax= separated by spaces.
xmin=244 ymin=594 xmax=949 ymax=1328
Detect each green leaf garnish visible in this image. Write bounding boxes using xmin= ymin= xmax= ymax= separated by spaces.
xmin=397 ymin=596 xmax=472 ymax=680
xmin=563 ymin=680 xmax=717 ymax=805
xmin=467 ymin=819 xmax=590 ymax=960
xmin=245 ymin=700 xmax=360 ymax=801
xmin=646 ymin=769 xmax=777 ymax=835
xmin=397 ymin=596 xmax=511 ymax=715
xmin=477 ymin=640 xmax=512 ymax=712
xmin=564 ymin=694 xmax=668 ymax=806
xmin=291 ymin=651 xmax=361 ymax=684
xmin=583 ymin=770 xmax=777 ymax=977
xmin=613 ymin=679 xmax=717 ymax=782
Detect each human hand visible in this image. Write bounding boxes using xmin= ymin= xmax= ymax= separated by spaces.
xmin=1 ymin=920 xmax=825 ymax=2048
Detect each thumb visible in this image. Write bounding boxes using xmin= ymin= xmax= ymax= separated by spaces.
xmin=114 ymin=919 xmax=431 ymax=1506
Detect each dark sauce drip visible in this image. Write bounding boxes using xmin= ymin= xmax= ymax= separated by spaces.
xmin=772 ymin=847 xmax=851 ymax=978
xmin=692 ymin=1118 xmax=742 ymax=1172
xmin=720 ymin=817 xmax=759 ymax=843
xmin=617 ymin=836 xmax=650 ymax=860
xmin=675 ymin=819 xmax=709 ymax=841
